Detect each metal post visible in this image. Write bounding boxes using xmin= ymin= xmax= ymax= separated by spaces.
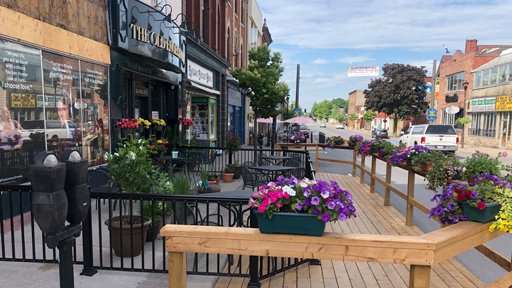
xmin=315 ymin=144 xmax=319 ymax=174
xmin=248 ymin=210 xmax=260 ymax=287
xmin=58 ymin=237 xmax=76 ymax=288
xmin=80 ymin=206 xmax=97 ymax=276
xmin=461 ymin=81 xmax=469 ymax=148
xmin=295 ymin=64 xmax=300 ymax=108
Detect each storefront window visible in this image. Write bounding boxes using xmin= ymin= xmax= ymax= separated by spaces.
xmin=191 ymin=97 xmax=217 ymax=141
xmin=0 ymin=38 xmax=109 ymax=182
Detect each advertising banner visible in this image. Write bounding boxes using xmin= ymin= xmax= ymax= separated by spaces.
xmin=496 ymin=95 xmax=512 ymax=111
xmin=348 ymin=66 xmax=379 ymax=77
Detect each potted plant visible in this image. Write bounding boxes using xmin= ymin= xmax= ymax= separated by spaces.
xmin=388 ymin=145 xmax=431 ymax=167
xmin=141 ymin=172 xmax=175 ymax=242
xmin=222 ymin=164 xmax=236 ymax=182
xmin=424 ymin=153 xmax=461 ymax=191
xmin=104 ymin=137 xmax=156 ymax=257
xmin=171 ymin=172 xmax=191 ymax=224
xmin=462 ymin=151 xmax=502 ymax=182
xmin=412 ymin=150 xmax=445 ymax=173
xmin=207 ymin=174 xmax=219 ymax=185
xmin=225 ymin=131 xmax=240 ymax=164
xmin=429 ymin=174 xmax=511 ymax=226
xmin=347 ymin=134 xmax=363 ymax=148
xmin=249 ymin=176 xmax=357 ymax=236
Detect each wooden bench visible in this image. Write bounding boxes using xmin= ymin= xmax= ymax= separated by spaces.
xmin=160 ymin=221 xmax=505 ymax=288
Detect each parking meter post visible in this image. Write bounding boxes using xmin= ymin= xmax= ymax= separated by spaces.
xmin=58 ymin=237 xmax=75 ymax=288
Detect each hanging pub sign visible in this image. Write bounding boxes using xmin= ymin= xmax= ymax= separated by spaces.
xmin=110 ymin=0 xmax=185 ymax=73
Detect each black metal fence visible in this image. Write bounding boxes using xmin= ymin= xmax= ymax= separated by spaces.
xmin=0 ymin=183 xmax=311 ymax=284
xmin=178 ymin=146 xmax=313 ymax=179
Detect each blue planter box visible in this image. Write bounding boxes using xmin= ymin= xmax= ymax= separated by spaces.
xmin=461 ymin=202 xmax=501 ymax=223
xmin=255 ymin=212 xmax=326 ymax=236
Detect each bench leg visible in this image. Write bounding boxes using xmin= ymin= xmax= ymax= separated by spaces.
xmin=409 ymin=265 xmax=431 ymax=288
xmin=169 ymin=252 xmax=187 ymax=288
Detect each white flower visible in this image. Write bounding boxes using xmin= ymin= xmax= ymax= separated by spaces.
xmin=283 ymin=185 xmax=296 ymax=196
xmin=104 ymin=152 xmax=111 ymax=160
xmin=128 ymin=151 xmax=136 ymax=160
xmin=114 ymin=152 xmax=119 ymax=157
xmin=299 ymin=182 xmax=308 ymax=188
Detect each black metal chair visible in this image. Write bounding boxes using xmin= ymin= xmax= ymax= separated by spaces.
xmin=87 ymin=169 xmax=124 ymax=211
xmin=241 ymin=162 xmax=265 ymax=190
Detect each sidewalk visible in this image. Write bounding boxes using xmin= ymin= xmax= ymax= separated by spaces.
xmin=0 ymin=178 xmax=246 ymax=288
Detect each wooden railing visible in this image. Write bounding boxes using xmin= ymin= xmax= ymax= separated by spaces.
xmin=161 ymin=222 xmax=504 ymax=288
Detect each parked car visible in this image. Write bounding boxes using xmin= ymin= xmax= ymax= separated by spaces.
xmin=20 ymin=120 xmax=81 ymax=143
xmin=371 ymin=128 xmax=389 ymax=139
xmin=335 ymin=123 xmax=345 ymax=129
xmin=319 ymin=123 xmax=326 ymax=128
xmin=399 ymin=124 xmax=458 ymax=152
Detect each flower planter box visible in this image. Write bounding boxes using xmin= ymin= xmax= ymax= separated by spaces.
xmin=461 ymin=202 xmax=501 ymax=223
xmin=255 ymin=212 xmax=326 ymax=236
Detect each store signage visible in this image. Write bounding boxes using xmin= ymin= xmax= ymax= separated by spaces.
xmin=129 ymin=24 xmax=183 ymax=60
xmin=10 ymin=93 xmax=36 ymax=108
xmin=111 ymin=0 xmax=185 ymax=72
xmin=228 ymin=87 xmax=241 ymax=107
xmin=135 ymin=87 xmax=149 ymax=97
xmin=188 ymin=61 xmax=213 ymax=88
xmin=496 ymin=95 xmax=512 ymax=111
xmin=445 ymin=106 xmax=460 ymax=115
xmin=468 ymin=97 xmax=495 ymax=112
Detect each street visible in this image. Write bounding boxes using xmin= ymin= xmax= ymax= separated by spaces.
xmin=308 ymin=124 xmax=512 ymax=284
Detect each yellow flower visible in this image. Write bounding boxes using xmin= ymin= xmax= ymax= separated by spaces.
xmin=501 ymin=213 xmax=507 ymax=219
xmin=152 ymin=118 xmax=166 ymax=126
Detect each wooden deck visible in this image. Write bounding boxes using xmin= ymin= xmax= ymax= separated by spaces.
xmin=213 ymin=173 xmax=485 ymax=288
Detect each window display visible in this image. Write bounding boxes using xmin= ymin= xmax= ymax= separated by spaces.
xmin=191 ymin=98 xmax=217 ymax=141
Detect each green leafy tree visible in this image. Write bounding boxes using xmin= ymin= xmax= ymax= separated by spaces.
xmin=332 ymin=109 xmax=346 ymax=123
xmin=311 ymin=100 xmax=333 ymax=120
xmin=231 ymin=45 xmax=289 ymax=148
xmin=362 ymin=110 xmax=377 ymax=122
xmin=364 ymin=63 xmax=428 ymax=135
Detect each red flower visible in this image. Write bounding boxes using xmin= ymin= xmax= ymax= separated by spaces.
xmin=477 ymin=201 xmax=487 ymax=210
xmin=456 ymin=191 xmax=467 ymax=202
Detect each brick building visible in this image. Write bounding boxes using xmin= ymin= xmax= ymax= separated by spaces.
xmin=347 ymin=90 xmax=365 ymax=129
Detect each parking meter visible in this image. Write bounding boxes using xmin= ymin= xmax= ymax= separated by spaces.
xmin=28 ymin=152 xmax=68 ymax=235
xmin=61 ymin=150 xmax=90 ymax=226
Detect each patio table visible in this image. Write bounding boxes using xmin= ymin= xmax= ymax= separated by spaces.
xmin=252 ymin=165 xmax=296 ymax=181
xmin=259 ymin=155 xmax=292 ymax=166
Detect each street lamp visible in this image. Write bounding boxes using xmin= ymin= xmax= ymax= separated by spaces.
xmin=461 ymin=80 xmax=469 ymax=148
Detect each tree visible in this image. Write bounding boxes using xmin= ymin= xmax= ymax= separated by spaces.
xmin=348 ymin=112 xmax=359 ymax=129
xmin=311 ymin=100 xmax=333 ymax=120
xmin=364 ymin=63 xmax=428 ymax=135
xmin=231 ymin=45 xmax=289 ymax=150
xmin=332 ymin=109 xmax=346 ymax=123
xmin=362 ymin=110 xmax=377 ymax=122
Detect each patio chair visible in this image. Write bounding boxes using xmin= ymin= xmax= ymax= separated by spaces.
xmin=241 ymin=162 xmax=266 ymax=190
xmin=88 ymin=169 xmax=124 ymax=211
xmin=284 ymin=159 xmax=301 ymax=167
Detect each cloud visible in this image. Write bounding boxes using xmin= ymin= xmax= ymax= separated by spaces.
xmin=312 ymin=58 xmax=327 ymax=64
xmin=260 ymin=0 xmax=512 ymax=50
xmin=337 ymin=56 xmax=375 ymax=64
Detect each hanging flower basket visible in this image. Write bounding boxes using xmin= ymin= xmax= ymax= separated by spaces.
xmin=461 ymin=202 xmax=501 ymax=223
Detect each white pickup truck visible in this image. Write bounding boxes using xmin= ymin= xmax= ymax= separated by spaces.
xmin=399 ymin=124 xmax=459 ymax=152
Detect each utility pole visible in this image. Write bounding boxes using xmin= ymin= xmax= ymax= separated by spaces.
xmin=430 ymin=59 xmax=437 ymax=124
xmin=295 ymin=64 xmax=300 ymax=110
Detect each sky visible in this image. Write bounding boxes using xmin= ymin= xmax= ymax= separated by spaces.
xmin=258 ymin=0 xmax=512 ymax=111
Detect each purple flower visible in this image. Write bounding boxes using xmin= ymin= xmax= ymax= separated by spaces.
xmin=321 ymin=213 xmax=331 ymax=222
xmin=311 ymin=196 xmax=320 ymax=206
xmin=327 ymin=201 xmax=336 ymax=210
xmin=295 ymin=201 xmax=303 ymax=211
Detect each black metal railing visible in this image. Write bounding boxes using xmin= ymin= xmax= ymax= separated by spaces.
xmin=177 ymin=146 xmax=312 ymax=178
xmin=0 ymin=184 xmax=310 ymax=283
xmin=468 ymin=128 xmax=496 ymax=138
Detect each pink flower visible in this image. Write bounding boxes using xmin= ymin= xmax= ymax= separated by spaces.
xmin=502 ymin=151 xmax=509 ymax=158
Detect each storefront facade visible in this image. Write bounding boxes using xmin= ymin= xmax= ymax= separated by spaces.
xmin=467 ymin=52 xmax=512 ymax=148
xmin=185 ymin=34 xmax=228 ymax=147
xmin=109 ymin=0 xmax=185 ymax=146
xmin=227 ymin=81 xmax=245 ymax=143
xmin=0 ymin=5 xmax=110 ymax=182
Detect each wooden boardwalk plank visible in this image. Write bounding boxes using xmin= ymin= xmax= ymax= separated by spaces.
xmin=210 ymin=173 xmax=485 ymax=287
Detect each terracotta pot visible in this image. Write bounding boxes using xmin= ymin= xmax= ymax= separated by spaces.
xmin=104 ymin=215 xmax=152 ymax=257
xmin=222 ymin=173 xmax=234 ymax=183
xmin=421 ymin=162 xmax=433 ymax=173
